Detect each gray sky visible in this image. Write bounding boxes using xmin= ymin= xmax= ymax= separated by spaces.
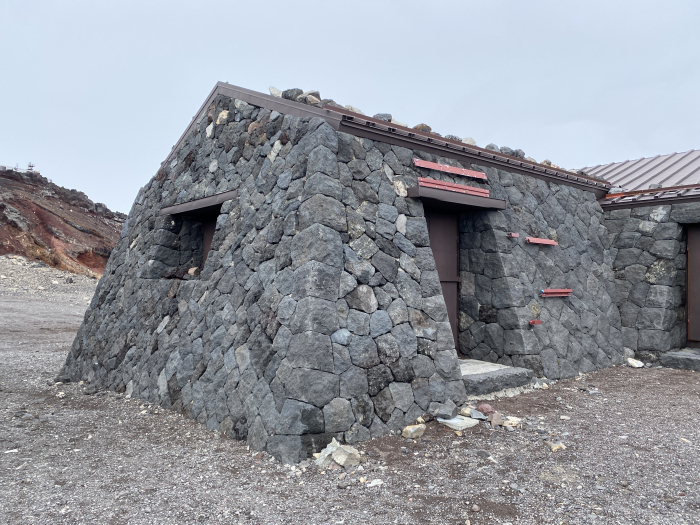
xmin=1 ymin=1 xmax=699 ymax=213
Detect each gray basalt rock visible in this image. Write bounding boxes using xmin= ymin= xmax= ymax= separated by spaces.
xmin=323 ymin=397 xmax=355 ymax=432
xmin=293 ymin=261 xmax=341 ymax=301
xmin=287 ymin=331 xmax=334 ymax=372
xmin=345 ymin=285 xmax=378 ymax=313
xmin=277 ymin=399 xmax=325 ymax=435
xmin=370 ymin=310 xmax=393 ymax=337
xmin=290 ymin=297 xmax=339 ymax=335
xmin=348 ymin=336 xmax=380 ymax=368
xmin=291 ymin=224 xmax=343 ymax=269
xmin=284 ymin=368 xmax=339 ymax=408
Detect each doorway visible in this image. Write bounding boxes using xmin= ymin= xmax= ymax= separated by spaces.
xmin=425 ymin=209 xmax=460 ymax=347
xmin=688 ymin=225 xmax=700 ymax=346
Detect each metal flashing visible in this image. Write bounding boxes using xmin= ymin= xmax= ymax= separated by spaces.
xmin=407 ymin=185 xmax=506 ymax=210
xmin=159 ymin=189 xmax=239 ymax=216
xmin=600 ymin=183 xmax=700 ymax=209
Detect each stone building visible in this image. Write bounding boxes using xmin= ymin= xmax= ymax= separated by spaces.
xmin=60 ymin=83 xmax=700 ymax=462
xmin=582 ymin=151 xmax=700 ymax=358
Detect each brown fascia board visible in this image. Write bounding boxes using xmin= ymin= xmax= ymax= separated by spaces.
xmin=159 ymin=189 xmax=238 ymax=216
xmin=407 ymin=185 xmax=506 ymax=210
xmin=163 ymin=82 xmax=611 ymax=198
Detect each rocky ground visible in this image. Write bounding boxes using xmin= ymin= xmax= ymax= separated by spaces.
xmin=1 ymin=259 xmax=699 ymax=524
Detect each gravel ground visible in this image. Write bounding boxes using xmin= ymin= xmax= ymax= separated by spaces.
xmin=1 ymin=259 xmax=700 ymax=524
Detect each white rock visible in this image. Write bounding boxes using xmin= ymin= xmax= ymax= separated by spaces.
xmin=503 ymin=416 xmax=523 ymax=427
xmin=0 ymin=275 xmax=7 ymax=279
xmin=366 ymin=479 xmax=383 ymax=488
xmin=205 ymin=122 xmax=214 ymax=138
xmin=156 ymin=315 xmax=170 ymax=334
xmin=209 ymin=159 xmax=218 ymax=173
xmin=437 ymin=415 xmax=479 ymax=430
xmin=268 ymin=140 xmax=282 ymax=164
xmin=393 ymin=180 xmax=407 ymax=197
xmin=269 ymin=86 xmax=283 ymax=98
xmin=462 ymin=137 xmax=477 ymax=146
xmin=627 ymin=357 xmax=644 ymax=368
xmin=395 ymin=214 xmax=407 ymax=235
xmin=216 ymin=110 xmax=229 ymax=125
xmin=314 ymin=438 xmax=361 ymax=468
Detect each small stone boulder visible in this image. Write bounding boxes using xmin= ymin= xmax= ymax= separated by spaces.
xmin=401 ymin=424 xmax=426 ymax=439
xmin=314 ymin=438 xmax=362 ymax=468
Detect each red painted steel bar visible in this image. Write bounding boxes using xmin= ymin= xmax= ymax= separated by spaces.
xmin=526 ymin=237 xmax=559 ymax=246
xmin=417 ymin=177 xmax=490 ymax=197
xmin=541 ymin=289 xmax=572 ymax=297
xmin=529 ymin=320 xmax=544 ymax=325
xmin=507 ymin=232 xmax=520 ymax=238
xmin=413 ymin=158 xmax=488 ymax=180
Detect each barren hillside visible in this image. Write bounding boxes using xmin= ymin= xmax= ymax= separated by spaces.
xmin=0 ymin=167 xmax=125 ymax=275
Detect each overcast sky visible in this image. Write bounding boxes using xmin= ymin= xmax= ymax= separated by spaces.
xmin=1 ymin=1 xmax=699 ymax=213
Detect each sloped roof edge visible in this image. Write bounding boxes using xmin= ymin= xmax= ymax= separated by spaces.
xmin=163 ymin=82 xmax=611 ymax=197
xmin=581 ymin=149 xmax=700 ymax=191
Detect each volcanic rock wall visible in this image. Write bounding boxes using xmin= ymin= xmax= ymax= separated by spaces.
xmin=61 ymin=89 xmax=635 ymax=462
xmin=605 ymin=203 xmax=697 ymax=357
xmin=61 ymin=94 xmax=467 ymax=463
xmin=404 ymin=155 xmax=623 ymax=379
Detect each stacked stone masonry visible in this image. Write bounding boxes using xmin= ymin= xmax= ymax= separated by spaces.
xmin=60 ymin=91 xmax=694 ymax=462
xmin=605 ymin=203 xmax=700 ymax=358
xmin=455 ymin=183 xmax=621 ymax=379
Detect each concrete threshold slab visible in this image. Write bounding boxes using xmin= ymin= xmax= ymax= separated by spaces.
xmin=460 ymin=359 xmax=534 ymax=396
xmin=659 ymin=348 xmax=700 ymax=372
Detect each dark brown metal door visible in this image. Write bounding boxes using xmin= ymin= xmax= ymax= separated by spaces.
xmin=688 ymin=225 xmax=700 ymax=342
xmin=425 ymin=210 xmax=460 ymax=347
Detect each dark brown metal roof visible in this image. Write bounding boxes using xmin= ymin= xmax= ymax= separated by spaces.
xmin=163 ymin=82 xmax=611 ymax=198
xmin=582 ymin=149 xmax=700 ymax=191
xmin=159 ymin=189 xmax=238 ymax=216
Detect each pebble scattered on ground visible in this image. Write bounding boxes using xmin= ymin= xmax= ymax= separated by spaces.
xmin=1 ymin=261 xmax=699 ymax=524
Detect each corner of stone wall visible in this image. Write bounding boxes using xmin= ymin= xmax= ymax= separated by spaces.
xmin=61 ymin=93 xmax=469 ymax=463
xmin=606 ymin=204 xmax=689 ymax=360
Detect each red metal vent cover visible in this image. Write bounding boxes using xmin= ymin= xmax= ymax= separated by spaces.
xmin=418 ymin=177 xmax=490 ymax=197
xmin=413 ymin=158 xmax=487 ymax=180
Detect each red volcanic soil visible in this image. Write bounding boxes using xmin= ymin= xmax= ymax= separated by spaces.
xmin=0 ymin=168 xmax=125 ymax=275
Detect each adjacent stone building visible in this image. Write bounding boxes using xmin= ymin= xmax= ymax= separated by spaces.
xmin=60 ymin=83 xmax=700 ymax=462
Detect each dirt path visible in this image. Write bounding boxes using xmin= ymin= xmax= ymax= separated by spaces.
xmin=1 ymin=281 xmax=699 ymax=524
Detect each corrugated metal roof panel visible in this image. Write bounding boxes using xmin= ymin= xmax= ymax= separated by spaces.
xmin=581 ymin=149 xmax=700 ymax=191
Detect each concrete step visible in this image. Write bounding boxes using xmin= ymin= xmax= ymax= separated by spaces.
xmin=659 ymin=349 xmax=700 ymax=371
xmin=460 ymin=359 xmax=534 ymax=396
